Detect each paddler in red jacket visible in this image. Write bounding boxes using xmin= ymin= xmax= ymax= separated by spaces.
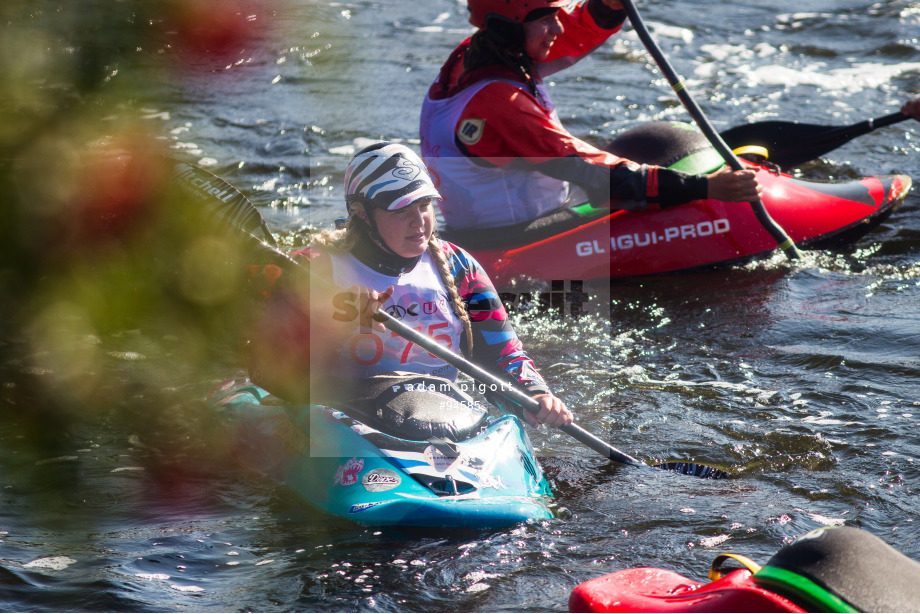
xmin=419 ymin=0 xmax=762 ymax=230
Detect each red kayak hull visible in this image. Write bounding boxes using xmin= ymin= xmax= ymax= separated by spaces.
xmin=568 ymin=568 xmax=805 ymax=613
xmin=457 ymin=167 xmax=911 ymax=285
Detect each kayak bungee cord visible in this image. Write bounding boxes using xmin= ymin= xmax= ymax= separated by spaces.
xmin=619 ymin=0 xmax=802 ymax=260
xmin=172 ymin=160 xmax=729 ymax=479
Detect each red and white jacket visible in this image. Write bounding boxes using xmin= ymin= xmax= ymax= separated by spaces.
xmin=420 ymin=1 xmax=707 ymax=230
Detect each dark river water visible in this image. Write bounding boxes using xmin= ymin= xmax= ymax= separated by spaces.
xmin=2 ymin=0 xmax=920 ymax=612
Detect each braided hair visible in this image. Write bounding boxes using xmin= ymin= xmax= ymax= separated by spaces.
xmin=426 ymin=238 xmax=474 ymax=357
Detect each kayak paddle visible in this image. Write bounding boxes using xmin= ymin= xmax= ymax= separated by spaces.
xmin=720 ymin=112 xmax=911 ymax=170
xmin=620 ymin=0 xmax=802 ymax=261
xmin=172 ymin=160 xmax=729 ymax=479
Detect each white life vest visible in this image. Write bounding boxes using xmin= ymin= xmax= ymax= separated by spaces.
xmin=420 ymin=78 xmax=570 ymax=230
xmin=327 ymin=250 xmax=463 ymax=380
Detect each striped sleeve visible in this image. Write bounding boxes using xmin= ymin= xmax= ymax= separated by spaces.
xmin=442 ymin=241 xmax=549 ymax=394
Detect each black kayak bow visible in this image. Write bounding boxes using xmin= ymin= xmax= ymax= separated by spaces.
xmin=171 ymin=159 xmax=730 ymax=479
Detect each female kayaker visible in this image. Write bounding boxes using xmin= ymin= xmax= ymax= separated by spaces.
xmin=419 ymin=0 xmax=762 ymax=230
xmin=248 ymin=141 xmax=571 ymax=428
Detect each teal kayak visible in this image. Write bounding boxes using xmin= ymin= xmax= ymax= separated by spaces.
xmin=208 ymin=373 xmax=554 ymax=529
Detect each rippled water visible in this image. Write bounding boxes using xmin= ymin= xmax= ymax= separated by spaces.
xmin=3 ymin=0 xmax=920 ymax=611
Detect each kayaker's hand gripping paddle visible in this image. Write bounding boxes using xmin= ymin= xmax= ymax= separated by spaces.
xmin=619 ymin=0 xmax=802 ymax=261
xmin=173 ymin=160 xmax=729 ymax=479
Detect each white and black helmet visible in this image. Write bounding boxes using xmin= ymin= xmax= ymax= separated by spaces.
xmin=344 ymin=142 xmax=441 ymax=213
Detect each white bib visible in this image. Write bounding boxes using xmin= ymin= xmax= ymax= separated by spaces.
xmin=327 ymin=250 xmax=463 ymax=380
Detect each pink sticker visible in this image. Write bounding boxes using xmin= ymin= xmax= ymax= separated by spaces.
xmin=334 ymin=457 xmax=364 ymax=486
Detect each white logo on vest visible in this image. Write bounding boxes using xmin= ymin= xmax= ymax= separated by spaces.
xmin=457 ymin=118 xmax=485 ymax=146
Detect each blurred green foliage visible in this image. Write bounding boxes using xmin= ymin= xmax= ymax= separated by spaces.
xmin=0 ymin=0 xmax=270 ymax=468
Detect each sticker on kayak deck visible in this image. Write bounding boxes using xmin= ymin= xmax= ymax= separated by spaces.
xmin=575 ymin=219 xmax=731 ymax=256
xmin=349 ymin=501 xmax=395 ymax=514
xmin=334 ymin=457 xmax=364 ymax=486
xmin=424 ymin=445 xmax=462 ymax=471
xmin=457 ymin=118 xmax=485 ymax=146
xmin=479 ymin=474 xmax=508 ymax=490
xmin=362 ymin=469 xmax=401 ymax=492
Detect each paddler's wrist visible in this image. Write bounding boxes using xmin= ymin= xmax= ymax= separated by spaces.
xmin=524 ymin=383 xmax=550 ymax=396
xmin=655 ymin=167 xmax=709 ymax=208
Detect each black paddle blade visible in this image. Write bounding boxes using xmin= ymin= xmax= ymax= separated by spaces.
xmin=720 ymin=121 xmax=864 ymax=169
xmin=170 ymin=160 xmax=277 ymax=245
xmin=654 ymin=462 xmax=730 ymax=480
xmin=720 ymin=112 xmax=908 ymax=170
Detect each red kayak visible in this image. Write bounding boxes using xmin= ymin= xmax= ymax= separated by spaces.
xmin=568 ymin=525 xmax=920 ymax=613
xmin=441 ymin=122 xmax=912 ymax=285
xmin=570 ymin=566 xmax=804 ymax=613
